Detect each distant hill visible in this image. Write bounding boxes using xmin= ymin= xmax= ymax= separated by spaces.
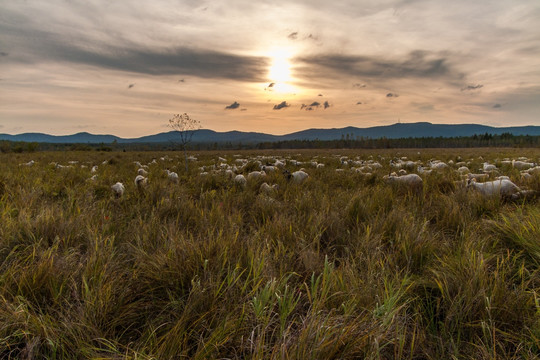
xmin=1 ymin=122 xmax=539 ymax=144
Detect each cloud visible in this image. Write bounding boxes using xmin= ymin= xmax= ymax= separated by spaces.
xmin=386 ymin=93 xmax=399 ymax=97
xmin=296 ymin=50 xmax=460 ymax=81
xmin=225 ymin=101 xmax=240 ymax=109
xmin=356 ymin=101 xmax=362 ymax=105
xmin=265 ymin=82 xmax=275 ymax=90
xmin=353 ymin=83 xmax=366 ymax=88
xmin=493 ymin=103 xmax=502 ymax=108
xmin=288 ymin=32 xmax=298 ymax=40
xmin=273 ymin=101 xmax=290 ymax=110
xmin=318 ymin=94 xmax=323 ymax=96
xmin=301 ymin=100 xmax=330 ymax=110
xmin=461 ymin=84 xmax=483 ymax=91
xmin=2 ymin=26 xmax=269 ymax=81
xmin=0 ymin=52 xmax=8 ymax=57
xmin=128 ymin=83 xmax=135 ymax=89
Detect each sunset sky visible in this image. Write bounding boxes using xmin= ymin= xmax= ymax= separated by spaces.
xmin=1 ymin=0 xmax=539 ymax=137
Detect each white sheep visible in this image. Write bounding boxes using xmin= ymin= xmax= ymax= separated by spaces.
xmin=383 ymin=173 xmax=423 ymax=193
xmin=467 ymin=173 xmax=489 ymax=181
xmin=482 ymin=162 xmax=498 ymax=172
xmin=138 ymin=168 xmax=148 ymax=176
xmin=248 ymin=170 xmax=266 ymax=181
xmin=467 ymin=178 xmax=521 ymax=197
xmin=111 ymin=182 xmax=125 ymax=198
xmin=20 ymin=160 xmax=35 ymax=166
xmin=284 ymin=170 xmax=309 ymax=184
xmin=234 ymin=174 xmax=247 ymax=187
xmin=457 ymin=166 xmax=470 ymax=174
xmin=259 ymin=182 xmax=279 ymax=194
xmin=261 ymin=165 xmax=276 ymax=172
xmin=165 ymin=170 xmax=179 ymax=183
xmin=91 ymin=165 xmax=98 ymax=173
xmin=134 ymin=175 xmax=147 ymax=187
xmin=512 ymin=160 xmax=535 ymax=170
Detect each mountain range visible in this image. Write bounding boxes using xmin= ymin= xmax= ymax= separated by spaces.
xmin=1 ymin=122 xmax=539 ymax=144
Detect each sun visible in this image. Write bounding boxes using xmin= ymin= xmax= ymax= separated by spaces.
xmin=269 ymin=56 xmax=291 ymax=82
xmin=266 ymin=49 xmax=296 ymax=93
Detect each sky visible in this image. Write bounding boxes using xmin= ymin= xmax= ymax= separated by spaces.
xmin=1 ymin=0 xmax=540 ymax=137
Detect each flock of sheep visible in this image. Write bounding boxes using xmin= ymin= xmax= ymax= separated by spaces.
xmin=19 ymin=153 xmax=539 ymax=201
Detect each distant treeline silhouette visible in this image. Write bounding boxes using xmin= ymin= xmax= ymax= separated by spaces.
xmin=1 ymin=132 xmax=539 ymax=153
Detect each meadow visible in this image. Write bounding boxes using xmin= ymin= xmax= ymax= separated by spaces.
xmin=1 ymin=148 xmax=539 ymax=359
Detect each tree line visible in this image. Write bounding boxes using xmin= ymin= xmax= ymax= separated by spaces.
xmin=1 ymin=132 xmax=538 ymax=153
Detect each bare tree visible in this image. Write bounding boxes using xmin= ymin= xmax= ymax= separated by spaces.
xmin=168 ymin=113 xmax=201 ymax=172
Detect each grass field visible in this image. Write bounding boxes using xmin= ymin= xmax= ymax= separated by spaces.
xmin=1 ymin=148 xmax=539 ymax=359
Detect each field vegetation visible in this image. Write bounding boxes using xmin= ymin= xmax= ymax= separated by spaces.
xmin=1 ymin=148 xmax=539 ymax=359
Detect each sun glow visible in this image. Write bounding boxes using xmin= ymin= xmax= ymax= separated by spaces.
xmin=269 ymin=57 xmax=291 ymax=82
xmin=267 ymin=49 xmax=296 ymax=94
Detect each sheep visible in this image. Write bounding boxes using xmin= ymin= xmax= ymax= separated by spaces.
xmin=467 ymin=173 xmax=489 ymax=181
xmin=457 ymin=166 xmax=470 ymax=174
xmin=261 ymin=165 xmax=276 ymax=172
xmin=482 ymin=162 xmax=498 ymax=172
xmin=224 ymin=169 xmax=235 ymax=179
xmin=88 ymin=175 xmax=98 ymax=181
xmin=91 ymin=165 xmax=98 ymax=173
xmin=248 ymin=170 xmax=266 ymax=181
xmin=234 ymin=174 xmax=247 ymax=187
xmin=165 ymin=170 xmax=179 ymax=183
xmin=467 ymin=178 xmax=521 ymax=197
xmin=284 ymin=170 xmax=309 ymax=184
xmin=512 ymin=160 xmax=535 ymax=170
xmin=20 ymin=160 xmax=35 ymax=166
xmin=259 ymin=182 xmax=279 ymax=194
xmin=111 ymin=182 xmax=125 ymax=198
xmin=137 ymin=168 xmax=148 ymax=176
xmin=398 ymin=169 xmax=408 ymax=176
xmin=429 ymin=161 xmax=449 ymax=170
xmin=383 ymin=173 xmax=423 ymax=194
xmin=417 ymin=166 xmax=432 ymax=175
xmin=525 ymin=166 xmax=540 ymax=175
xmin=134 ymin=175 xmax=148 ymax=188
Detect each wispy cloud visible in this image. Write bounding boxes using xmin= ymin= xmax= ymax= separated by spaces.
xmin=461 ymin=84 xmax=483 ymax=91
xmin=296 ymin=50 xmax=461 ymax=81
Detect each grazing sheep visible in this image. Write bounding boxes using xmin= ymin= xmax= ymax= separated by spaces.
xmin=111 ymin=182 xmax=125 ymax=198
xmin=467 ymin=173 xmax=489 ymax=181
xmin=457 ymin=166 xmax=470 ymax=174
xmin=259 ymin=182 xmax=279 ymax=194
xmin=138 ymin=168 xmax=148 ymax=176
xmin=224 ymin=169 xmax=235 ymax=179
xmin=284 ymin=170 xmax=309 ymax=184
xmin=383 ymin=173 xmax=423 ymax=194
xmin=429 ymin=161 xmax=449 ymax=170
xmin=165 ymin=170 xmax=179 ymax=183
xmin=482 ymin=162 xmax=498 ymax=172
xmin=467 ymin=178 xmax=521 ymax=197
xmin=20 ymin=160 xmax=35 ymax=166
xmin=91 ymin=165 xmax=98 ymax=173
xmin=134 ymin=175 xmax=147 ymax=188
xmin=261 ymin=165 xmax=276 ymax=172
xmin=88 ymin=175 xmax=98 ymax=181
xmin=248 ymin=170 xmax=266 ymax=181
xmin=234 ymin=174 xmax=247 ymax=187
xmin=512 ymin=160 xmax=535 ymax=170
xmin=417 ymin=166 xmax=432 ymax=175
xmin=398 ymin=169 xmax=407 ymax=176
